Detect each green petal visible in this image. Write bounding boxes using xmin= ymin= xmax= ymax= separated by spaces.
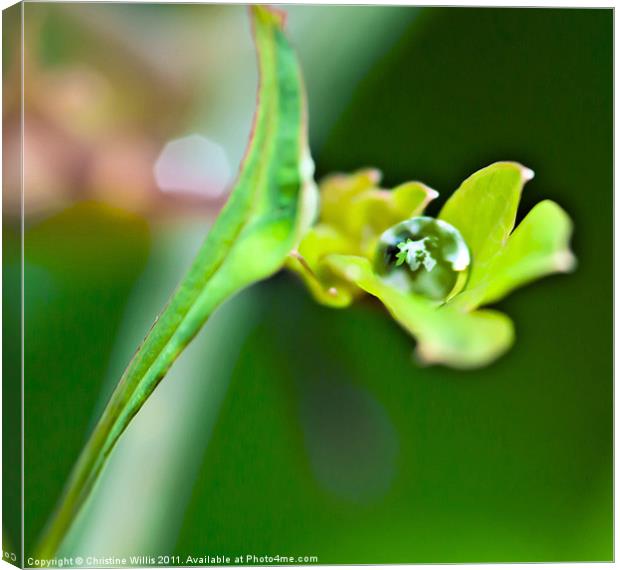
xmin=452 ymin=200 xmax=575 ymax=309
xmin=326 ymin=255 xmax=514 ymax=369
xmin=348 ymin=181 xmax=438 ymax=257
xmin=439 ymin=162 xmax=533 ymax=287
xmin=320 ymin=169 xmax=383 ymax=231
xmin=287 ymin=224 xmax=360 ymax=308
xmin=320 ymin=170 xmax=437 ymax=244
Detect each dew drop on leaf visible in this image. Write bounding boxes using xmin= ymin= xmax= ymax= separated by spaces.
xmin=375 ymin=216 xmax=470 ymax=300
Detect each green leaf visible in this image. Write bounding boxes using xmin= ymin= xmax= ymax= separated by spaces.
xmin=36 ymin=6 xmax=314 ymax=558
xmin=439 ymin=162 xmax=533 ymax=287
xmin=326 ymin=255 xmax=514 ymax=369
xmin=452 ymin=200 xmax=575 ymax=309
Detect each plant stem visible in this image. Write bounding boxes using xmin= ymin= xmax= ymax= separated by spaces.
xmin=34 ymin=5 xmax=310 ymax=557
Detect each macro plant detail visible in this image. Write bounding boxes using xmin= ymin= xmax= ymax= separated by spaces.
xmin=289 ymin=162 xmax=575 ymax=368
xmin=35 ymin=5 xmax=575 ymax=559
xmin=377 ymin=216 xmax=471 ymax=298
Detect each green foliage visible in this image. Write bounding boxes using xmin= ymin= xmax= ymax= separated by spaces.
xmin=38 ymin=7 xmax=577 ymax=559
xmin=450 ymin=199 xmax=575 ymax=310
xmin=290 ymin=162 xmax=575 ymax=368
xmin=327 ymin=254 xmax=515 ymax=369
xmin=36 ymin=6 xmax=314 ymax=557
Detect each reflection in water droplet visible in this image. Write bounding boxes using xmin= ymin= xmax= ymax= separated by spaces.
xmin=375 ymin=216 xmax=470 ymax=301
xmin=300 ymin=379 xmax=398 ymax=504
xmin=154 ymin=134 xmax=230 ymax=198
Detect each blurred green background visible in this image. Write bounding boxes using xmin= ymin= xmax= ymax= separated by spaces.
xmin=4 ymin=4 xmax=611 ymax=564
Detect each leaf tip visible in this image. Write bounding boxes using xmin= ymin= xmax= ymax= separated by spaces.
xmin=414 ymin=343 xmax=440 ymax=368
xmin=427 ymin=186 xmax=440 ymax=200
xmin=495 ymin=161 xmax=535 ymax=183
xmin=520 ymin=164 xmax=535 ymax=182
xmin=554 ymin=249 xmax=577 ymax=273
xmin=415 ymin=181 xmax=439 ymax=203
xmin=250 ymin=5 xmax=287 ymax=30
xmin=366 ymin=168 xmax=382 ymax=185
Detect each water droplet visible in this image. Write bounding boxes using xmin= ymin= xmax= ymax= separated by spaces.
xmin=375 ymin=216 xmax=470 ymax=300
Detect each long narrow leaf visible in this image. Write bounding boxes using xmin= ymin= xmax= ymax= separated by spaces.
xmin=35 ymin=6 xmax=315 ymax=558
